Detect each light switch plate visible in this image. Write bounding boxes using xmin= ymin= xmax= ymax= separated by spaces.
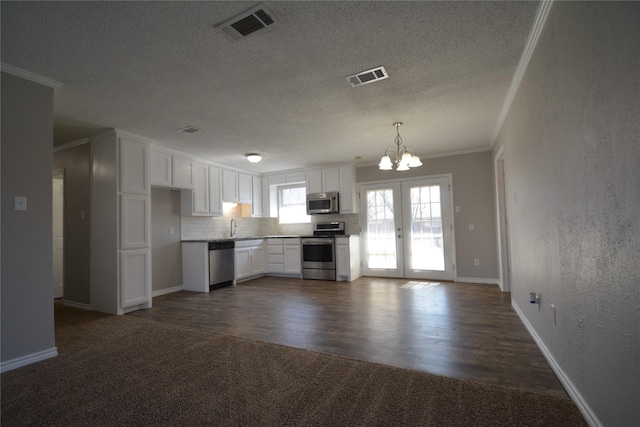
xmin=14 ymin=196 xmax=27 ymax=211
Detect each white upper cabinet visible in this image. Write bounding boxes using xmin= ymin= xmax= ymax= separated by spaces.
xmin=286 ymin=171 xmax=306 ymax=184
xmin=339 ymin=164 xmax=358 ymax=214
xmin=149 ymin=148 xmax=193 ymax=190
xmin=251 ymin=175 xmax=263 ymax=217
xmin=222 ymin=169 xmax=238 ymax=202
xmin=306 ymin=169 xmax=322 ymax=194
xmin=322 ymin=167 xmax=340 ymax=192
xmin=208 ymin=166 xmax=223 ymax=216
xmin=120 ymin=137 xmax=148 ymax=195
xmin=238 ymin=172 xmax=252 ymax=204
xmin=172 ymin=156 xmax=194 ymax=189
xmin=150 ymin=150 xmax=172 ymax=187
xmin=192 ymin=162 xmax=209 ymax=214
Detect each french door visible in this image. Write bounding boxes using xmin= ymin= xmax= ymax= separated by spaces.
xmin=360 ymin=176 xmax=455 ymax=280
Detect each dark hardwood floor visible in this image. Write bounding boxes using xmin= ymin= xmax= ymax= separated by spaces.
xmin=128 ymin=276 xmax=566 ymax=397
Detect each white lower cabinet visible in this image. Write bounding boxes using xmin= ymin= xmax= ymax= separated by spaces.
xmin=336 ymin=236 xmax=362 ymax=282
xmin=266 ymin=238 xmax=301 ymax=277
xmin=284 ymin=239 xmax=301 ymax=275
xmin=235 ymin=239 xmax=265 ymax=282
xmin=120 ymin=249 xmax=150 ymax=308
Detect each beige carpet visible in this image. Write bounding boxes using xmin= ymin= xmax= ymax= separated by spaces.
xmin=1 ymin=305 xmax=586 ymax=426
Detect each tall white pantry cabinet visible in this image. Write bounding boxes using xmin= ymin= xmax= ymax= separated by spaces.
xmin=91 ymin=130 xmax=151 ymax=314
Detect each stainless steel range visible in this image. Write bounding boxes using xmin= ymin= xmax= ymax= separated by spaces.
xmin=301 ymin=222 xmax=345 ymax=280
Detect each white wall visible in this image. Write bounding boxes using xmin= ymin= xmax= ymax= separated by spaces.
xmin=493 ymin=2 xmax=640 ymax=425
xmin=1 ymin=72 xmax=57 ymax=369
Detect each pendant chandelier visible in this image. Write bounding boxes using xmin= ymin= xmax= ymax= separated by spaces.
xmin=378 ymin=122 xmax=422 ymax=171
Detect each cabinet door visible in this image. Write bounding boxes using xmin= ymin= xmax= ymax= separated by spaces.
xmin=251 ymin=246 xmax=265 ymax=276
xmin=251 ymin=175 xmax=263 ymax=217
xmin=150 ymin=150 xmax=172 ymax=187
xmin=336 ymin=244 xmax=349 ymax=281
xmin=286 ymin=171 xmax=306 ymax=183
xmin=283 ymin=244 xmax=301 ymax=274
xmin=120 ymin=249 xmax=150 ymax=308
xmin=120 ymin=137 xmax=148 ymax=195
xmin=306 ymin=169 xmax=322 ymax=194
xmin=238 ymin=172 xmax=252 ymax=204
xmin=120 ymin=194 xmax=149 ymax=249
xmin=172 ymin=156 xmax=194 ymax=189
xmin=208 ymin=166 xmax=223 ymax=216
xmin=192 ymin=163 xmax=209 ymax=214
xmin=322 ymin=167 xmax=340 ymax=193
xmin=339 ymin=164 xmax=357 ymax=213
xmin=235 ymin=248 xmax=251 ymax=280
xmin=222 ymin=169 xmax=238 ymax=202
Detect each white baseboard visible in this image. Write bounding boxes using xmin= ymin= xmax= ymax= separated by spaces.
xmin=63 ymin=300 xmax=92 ymax=310
xmin=512 ymin=300 xmax=601 ymax=427
xmin=1 ymin=347 xmax=58 ymax=373
xmin=456 ymin=277 xmax=499 ymax=285
xmin=152 ymin=285 xmax=183 ymax=297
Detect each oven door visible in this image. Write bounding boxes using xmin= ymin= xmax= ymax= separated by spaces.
xmin=301 ymin=238 xmax=335 ymax=269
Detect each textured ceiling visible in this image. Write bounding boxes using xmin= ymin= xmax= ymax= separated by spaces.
xmin=1 ymin=1 xmax=539 ymax=173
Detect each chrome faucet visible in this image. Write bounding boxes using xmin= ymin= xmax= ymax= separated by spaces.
xmin=230 ymin=218 xmax=237 ymax=237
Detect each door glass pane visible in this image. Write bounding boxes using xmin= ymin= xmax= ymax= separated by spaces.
xmin=410 ymin=185 xmax=444 ymax=271
xmin=366 ymin=189 xmax=396 ymax=268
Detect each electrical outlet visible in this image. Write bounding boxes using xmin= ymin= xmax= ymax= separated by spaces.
xmin=468 ymin=224 xmax=474 ymax=231
xmin=474 ymin=258 xmax=480 ymax=266
xmin=455 ymin=206 xmax=460 ymax=213
xmin=169 ymin=227 xmax=175 ymax=235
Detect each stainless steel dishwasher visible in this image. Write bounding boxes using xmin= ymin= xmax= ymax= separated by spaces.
xmin=208 ymin=241 xmax=235 ymax=290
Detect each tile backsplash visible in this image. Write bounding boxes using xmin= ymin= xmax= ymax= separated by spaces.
xmin=181 ymin=206 xmax=360 ymax=240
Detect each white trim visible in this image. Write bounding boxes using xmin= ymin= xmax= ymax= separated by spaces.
xmin=152 ymin=285 xmax=183 ymax=297
xmin=493 ymin=146 xmax=510 ymax=292
xmin=53 ymin=137 xmax=91 ymax=153
xmin=0 ymin=347 xmax=58 ymax=373
xmin=491 ymin=0 xmax=554 ymax=146
xmin=512 ymin=300 xmax=602 ymax=427
xmin=63 ymin=300 xmax=92 ymax=310
xmin=1 ymin=63 xmax=63 ymax=89
xmin=456 ymin=277 xmax=499 ymax=285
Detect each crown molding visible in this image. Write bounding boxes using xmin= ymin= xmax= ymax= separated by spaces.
xmin=491 ymin=0 xmax=554 ymax=146
xmin=1 ymin=63 xmax=62 ymax=89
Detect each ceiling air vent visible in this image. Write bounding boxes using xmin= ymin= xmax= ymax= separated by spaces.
xmin=215 ymin=4 xmax=278 ymax=42
xmin=346 ymin=66 xmax=389 ymax=87
xmin=176 ymin=126 xmax=202 ymax=135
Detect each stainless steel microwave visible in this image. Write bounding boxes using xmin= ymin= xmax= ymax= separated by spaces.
xmin=306 ymin=192 xmax=340 ymax=215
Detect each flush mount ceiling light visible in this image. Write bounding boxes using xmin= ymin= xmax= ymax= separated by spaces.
xmin=245 ymin=153 xmax=264 ymax=163
xmin=378 ymin=122 xmax=423 ymax=171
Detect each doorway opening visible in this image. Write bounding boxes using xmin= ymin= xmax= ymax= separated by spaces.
xmin=52 ymin=170 xmax=64 ymax=299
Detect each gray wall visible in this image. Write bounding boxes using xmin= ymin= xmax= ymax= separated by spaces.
xmin=53 ymin=144 xmax=91 ymax=305
xmin=358 ymin=151 xmax=498 ymax=280
xmin=151 ymin=188 xmax=182 ymax=291
xmin=1 ymin=72 xmax=56 ymax=363
xmin=493 ymin=2 xmax=639 ymax=425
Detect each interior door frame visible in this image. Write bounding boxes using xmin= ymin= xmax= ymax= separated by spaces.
xmin=52 ymin=168 xmax=65 ymax=300
xmin=358 ymin=173 xmax=456 ymax=281
xmin=494 ymin=147 xmax=511 ymax=292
